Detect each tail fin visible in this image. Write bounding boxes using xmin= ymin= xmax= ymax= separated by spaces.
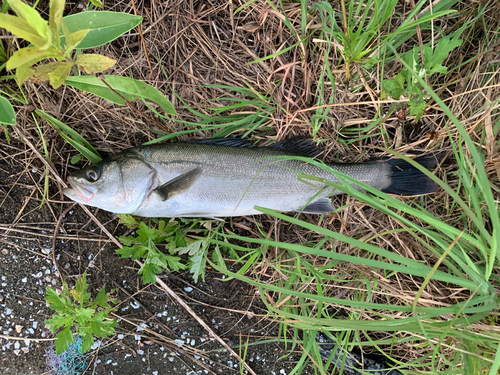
xmin=382 ymin=155 xmax=439 ymax=195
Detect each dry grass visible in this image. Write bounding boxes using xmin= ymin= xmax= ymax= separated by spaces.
xmin=1 ymin=0 xmax=500 ymax=373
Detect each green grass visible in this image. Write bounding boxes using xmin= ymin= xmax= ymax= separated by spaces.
xmin=161 ymin=1 xmax=499 ymax=374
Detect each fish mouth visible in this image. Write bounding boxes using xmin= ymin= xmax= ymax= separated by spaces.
xmin=63 ymin=178 xmax=95 ymax=203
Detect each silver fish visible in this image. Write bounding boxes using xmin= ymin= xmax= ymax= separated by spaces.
xmin=63 ymin=138 xmax=437 ymax=219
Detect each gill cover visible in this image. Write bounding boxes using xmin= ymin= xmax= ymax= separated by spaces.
xmin=64 ymin=152 xmax=157 ymax=214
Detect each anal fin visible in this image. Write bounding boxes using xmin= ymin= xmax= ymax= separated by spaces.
xmin=297 ymin=198 xmax=333 ymax=214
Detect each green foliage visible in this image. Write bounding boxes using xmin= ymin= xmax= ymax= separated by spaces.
xmin=0 ymin=40 xmax=7 ymax=65
xmin=62 ymin=11 xmax=142 ymax=49
xmin=88 ymin=0 xmax=103 ymax=8
xmin=0 ymin=95 xmax=16 ymax=125
xmin=117 ymin=216 xmax=212 ymax=283
xmin=0 ymin=0 xmax=118 ymax=88
xmin=175 ymin=240 xmax=208 ymax=283
xmin=64 ymin=75 xmax=177 ymax=116
xmin=45 ymin=272 xmax=117 ymax=355
xmin=35 ymin=110 xmax=102 ymax=164
xmin=117 ymin=219 xmax=187 ymax=283
xmin=312 ymin=0 xmax=456 ymax=80
xmin=382 ymin=35 xmax=463 ymax=120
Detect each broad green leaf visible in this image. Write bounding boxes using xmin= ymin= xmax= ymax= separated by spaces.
xmin=76 ymin=53 xmax=116 ymax=74
xmin=63 ymin=11 xmax=142 ymax=49
xmin=70 ymin=154 xmax=82 ymax=164
xmin=0 ymin=95 xmax=16 ymax=125
xmin=139 ymin=262 xmax=163 ymax=284
xmin=0 ymin=14 xmax=47 ymax=47
xmin=176 ymin=240 xmax=204 ymax=256
xmin=64 ymin=75 xmax=177 ymax=115
xmin=6 ymin=46 xmax=61 ymax=71
xmin=15 ymin=63 xmax=34 ymax=85
xmin=64 ymin=29 xmax=90 ymax=56
xmin=116 ymin=244 xmax=146 ymax=259
xmin=49 ymin=0 xmax=65 ymax=45
xmin=117 ymin=235 xmax=136 ymax=246
xmin=424 ymin=37 xmax=462 ymax=76
xmin=45 ymin=313 xmax=73 ymax=333
xmin=74 ymin=307 xmax=94 ymax=325
xmin=90 ymin=316 xmax=116 ymax=337
xmin=48 ymin=61 xmax=73 ymax=89
xmin=55 ymin=326 xmax=74 ymax=354
xmin=7 ymin=0 xmax=51 ymax=45
xmin=166 ymin=255 xmax=186 ymax=272
xmin=136 ymin=222 xmax=159 ymax=243
xmin=44 ymin=313 xmax=74 ymax=333
xmin=190 ymin=252 xmax=206 ymax=283
xmin=35 ymin=110 xmax=102 ymax=164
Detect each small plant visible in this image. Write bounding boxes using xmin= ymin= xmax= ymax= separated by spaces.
xmin=312 ymin=0 xmax=456 ymax=81
xmin=117 ymin=215 xmax=210 ymax=284
xmin=45 ymin=272 xmax=117 ymax=354
xmin=381 ymin=34 xmax=463 ymax=121
xmin=0 ymin=0 xmax=117 ymax=89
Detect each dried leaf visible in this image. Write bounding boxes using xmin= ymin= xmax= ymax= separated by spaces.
xmin=426 ymin=131 xmax=439 ymax=141
xmin=48 ymin=61 xmax=74 ymax=89
xmin=31 ymin=62 xmax=67 ymax=83
xmin=76 ymin=54 xmax=116 ymax=74
xmin=15 ymin=64 xmax=34 ymax=85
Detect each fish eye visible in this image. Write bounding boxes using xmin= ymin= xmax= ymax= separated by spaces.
xmin=85 ymin=166 xmax=101 ymax=182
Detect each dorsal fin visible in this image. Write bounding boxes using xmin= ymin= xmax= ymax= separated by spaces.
xmin=268 ymin=137 xmax=320 ymax=157
xmin=187 ymin=138 xmax=254 ymax=148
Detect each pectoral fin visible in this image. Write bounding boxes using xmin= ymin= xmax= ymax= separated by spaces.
xmin=155 ymin=168 xmax=201 ymax=201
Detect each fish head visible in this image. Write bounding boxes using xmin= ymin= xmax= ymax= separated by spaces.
xmin=64 ymin=154 xmax=157 ymax=214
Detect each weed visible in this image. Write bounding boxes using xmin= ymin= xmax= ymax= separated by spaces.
xmin=381 ymin=34 xmax=464 ymax=121
xmin=44 ymin=271 xmax=117 ymax=355
xmin=116 ymin=215 xmax=214 ymax=283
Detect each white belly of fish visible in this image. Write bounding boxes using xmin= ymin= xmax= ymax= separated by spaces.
xmin=132 ymin=172 xmax=333 ymax=219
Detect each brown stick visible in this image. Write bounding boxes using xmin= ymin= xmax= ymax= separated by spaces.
xmin=131 ymin=0 xmax=155 ymax=80
xmin=52 ymin=202 xmax=77 ymax=282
